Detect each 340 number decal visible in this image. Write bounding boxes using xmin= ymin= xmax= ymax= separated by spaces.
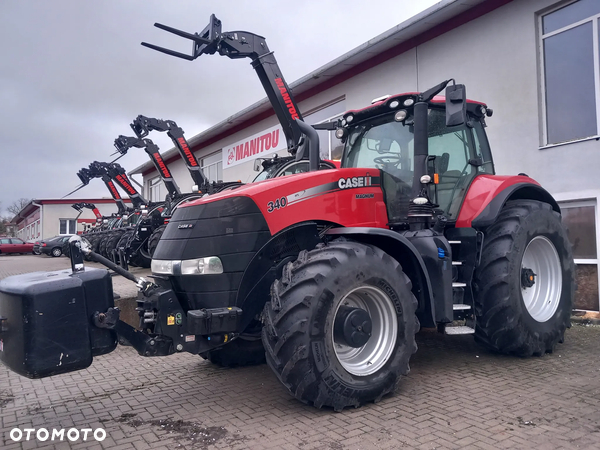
xmin=267 ymin=197 xmax=287 ymax=213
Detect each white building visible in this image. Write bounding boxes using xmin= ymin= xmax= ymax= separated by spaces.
xmin=131 ymin=0 xmax=600 ymax=312
xmin=11 ymin=198 xmax=129 ymax=241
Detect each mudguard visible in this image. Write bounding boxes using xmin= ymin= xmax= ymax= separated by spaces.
xmin=325 ymin=227 xmax=437 ymax=328
xmin=456 ymin=175 xmax=560 ymax=229
xmin=235 ymin=222 xmax=321 ymax=331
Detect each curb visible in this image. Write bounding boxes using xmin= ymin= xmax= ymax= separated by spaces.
xmin=571 ymin=316 xmax=600 ymax=326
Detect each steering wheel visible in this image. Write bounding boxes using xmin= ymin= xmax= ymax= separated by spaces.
xmin=373 ymin=155 xmax=401 ymax=166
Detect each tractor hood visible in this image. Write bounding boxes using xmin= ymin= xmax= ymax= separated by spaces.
xmin=173 ymin=167 xmax=388 ymax=236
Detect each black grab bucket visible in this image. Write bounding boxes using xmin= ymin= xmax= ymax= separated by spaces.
xmin=0 ymin=267 xmax=117 ymax=378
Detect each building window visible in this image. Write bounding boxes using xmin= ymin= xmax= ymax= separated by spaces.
xmin=202 ymin=151 xmax=223 ymax=183
xmin=148 ymin=176 xmax=164 ymax=202
xmin=541 ymin=0 xmax=600 ymax=145
xmin=306 ymin=100 xmax=346 ymax=160
xmin=59 ymin=219 xmax=76 ymax=235
xmin=559 ymin=200 xmax=600 ymax=311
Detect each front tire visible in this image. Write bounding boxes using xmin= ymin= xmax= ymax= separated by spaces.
xmin=262 ymin=240 xmax=418 ymax=411
xmin=473 ymin=200 xmax=575 ymax=356
xmin=51 ymin=247 xmax=62 ymax=257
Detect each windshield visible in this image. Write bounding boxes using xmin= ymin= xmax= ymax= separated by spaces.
xmin=253 ymin=164 xmax=280 ymax=182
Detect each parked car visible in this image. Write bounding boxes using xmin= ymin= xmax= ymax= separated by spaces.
xmin=0 ymin=237 xmax=36 ymax=255
xmin=38 ymin=235 xmax=74 ymax=257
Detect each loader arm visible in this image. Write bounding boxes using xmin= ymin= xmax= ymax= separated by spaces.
xmin=102 ymin=162 xmax=147 ymax=209
xmin=142 ymin=15 xmax=306 ymax=157
xmin=114 ymin=135 xmax=181 ymax=199
xmin=77 ymin=166 xmax=128 ymax=215
xmin=131 ymin=115 xmax=211 ymax=190
xmin=82 ymin=203 xmax=103 ymax=220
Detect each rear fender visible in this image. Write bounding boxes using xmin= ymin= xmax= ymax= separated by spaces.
xmin=326 ymin=227 xmax=436 ymax=328
xmin=456 ymin=175 xmax=560 ymax=229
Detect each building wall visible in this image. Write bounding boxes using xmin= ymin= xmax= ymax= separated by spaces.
xmin=17 ymin=201 xmax=123 ymax=241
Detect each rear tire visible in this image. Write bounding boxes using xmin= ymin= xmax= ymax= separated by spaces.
xmin=148 ymin=224 xmax=167 ymax=257
xmin=105 ymin=231 xmax=126 ymax=263
xmin=98 ymin=234 xmax=111 ymax=258
xmin=473 ymin=200 xmax=574 ymax=356
xmin=262 ymin=240 xmax=418 ymax=411
xmin=130 ymin=248 xmax=151 ymax=268
xmin=51 ymin=247 xmax=62 ymax=258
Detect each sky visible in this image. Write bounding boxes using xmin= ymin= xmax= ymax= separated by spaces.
xmin=0 ymin=0 xmax=440 ymax=217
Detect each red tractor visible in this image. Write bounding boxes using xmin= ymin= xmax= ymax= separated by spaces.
xmin=0 ymin=15 xmax=574 ymax=412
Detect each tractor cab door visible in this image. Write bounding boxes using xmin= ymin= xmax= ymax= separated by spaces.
xmin=426 ymin=110 xmax=494 ymax=220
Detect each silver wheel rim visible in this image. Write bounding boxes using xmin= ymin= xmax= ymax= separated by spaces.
xmin=521 ymin=236 xmax=562 ymax=323
xmin=332 ymin=285 xmax=398 ymax=376
xmin=52 ymin=248 xmax=61 ymax=257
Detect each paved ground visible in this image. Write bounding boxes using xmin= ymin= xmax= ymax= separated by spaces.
xmin=0 ymin=255 xmax=599 ymax=449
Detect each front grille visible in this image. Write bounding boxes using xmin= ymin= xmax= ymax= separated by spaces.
xmin=153 ymin=196 xmax=271 ymax=310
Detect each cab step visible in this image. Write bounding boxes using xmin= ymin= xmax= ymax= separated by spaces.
xmin=452 ymin=282 xmax=467 ymax=288
xmin=445 ymin=325 xmax=475 ymax=335
xmin=452 ymin=261 xmax=462 ymax=266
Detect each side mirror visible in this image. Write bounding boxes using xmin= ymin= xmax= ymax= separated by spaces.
xmin=445 ymin=84 xmax=467 ymax=127
xmin=253 ymin=159 xmax=265 ymax=172
xmin=438 ymin=152 xmax=450 ymax=174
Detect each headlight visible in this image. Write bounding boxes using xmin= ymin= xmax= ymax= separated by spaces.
xmin=181 ymin=257 xmax=223 ymax=275
xmin=151 ymin=259 xmax=173 ymax=275
xmin=151 ymin=256 xmax=223 ymax=275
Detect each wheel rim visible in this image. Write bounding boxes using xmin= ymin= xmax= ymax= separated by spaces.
xmin=52 ymin=248 xmax=61 ymax=257
xmin=521 ymin=236 xmax=562 ymax=323
xmin=332 ymin=285 xmax=398 ymax=376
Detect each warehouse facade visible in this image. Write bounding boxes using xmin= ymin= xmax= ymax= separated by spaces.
xmin=131 ymin=0 xmax=600 ymax=312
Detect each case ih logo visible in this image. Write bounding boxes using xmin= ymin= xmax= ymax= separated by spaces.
xmin=177 ymin=137 xmax=198 ymax=167
xmin=338 ymin=176 xmax=372 ymax=189
xmin=153 ymin=153 xmax=171 ymax=178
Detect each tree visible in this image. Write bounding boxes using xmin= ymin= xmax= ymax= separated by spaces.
xmin=7 ymin=198 xmax=31 ymax=218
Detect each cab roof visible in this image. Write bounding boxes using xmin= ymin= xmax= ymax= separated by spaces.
xmin=343 ymin=93 xmax=488 ymax=124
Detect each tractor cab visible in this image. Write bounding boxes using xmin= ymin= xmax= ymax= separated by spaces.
xmin=339 ymin=93 xmax=495 ymax=224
